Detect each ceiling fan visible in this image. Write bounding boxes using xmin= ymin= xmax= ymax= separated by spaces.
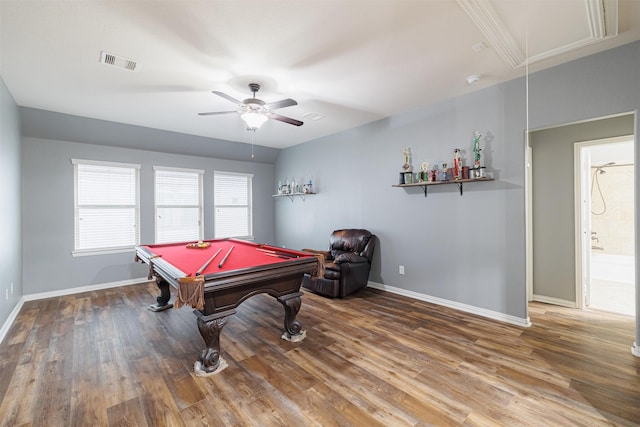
xmin=198 ymin=83 xmax=303 ymax=131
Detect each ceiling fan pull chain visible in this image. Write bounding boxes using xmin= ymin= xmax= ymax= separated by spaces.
xmin=250 ymin=132 xmax=255 ymax=159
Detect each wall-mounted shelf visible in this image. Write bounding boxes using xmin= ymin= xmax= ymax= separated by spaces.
xmin=392 ymin=178 xmax=494 ymax=197
xmin=273 ymin=192 xmax=316 ymax=202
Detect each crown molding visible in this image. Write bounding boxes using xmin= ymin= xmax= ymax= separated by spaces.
xmin=458 ymin=0 xmax=619 ymax=69
xmin=456 ymin=0 xmax=525 ymax=68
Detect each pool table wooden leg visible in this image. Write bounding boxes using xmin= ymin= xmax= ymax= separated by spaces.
xmin=193 ymin=311 xmax=234 ymax=375
xmin=148 ymin=278 xmax=173 ymax=312
xmin=278 ymin=291 xmax=306 ymax=342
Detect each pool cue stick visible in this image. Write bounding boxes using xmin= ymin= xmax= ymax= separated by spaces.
xmin=195 ymin=248 xmax=222 ymax=276
xmin=218 ymin=245 xmax=235 ymax=268
xmin=263 ymin=252 xmax=293 ymax=259
xmin=256 ymin=247 xmax=299 ymax=258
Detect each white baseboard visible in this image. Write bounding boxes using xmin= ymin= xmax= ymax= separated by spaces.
xmin=22 ymin=277 xmax=149 ymax=302
xmin=1 ymin=277 xmax=149 ymax=345
xmin=368 ymin=281 xmax=531 ymax=327
xmin=532 ymin=294 xmax=577 ymax=308
xmin=633 ymin=342 xmax=640 ymax=358
xmin=0 ymin=298 xmax=25 ymax=345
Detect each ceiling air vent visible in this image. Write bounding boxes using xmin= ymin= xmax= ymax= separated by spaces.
xmin=302 ymin=112 xmax=325 ymax=121
xmin=100 ymin=51 xmax=138 ymax=71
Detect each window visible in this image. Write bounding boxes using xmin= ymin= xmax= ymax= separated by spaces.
xmin=155 ymin=166 xmax=203 ymax=243
xmin=72 ymin=159 xmax=140 ymax=255
xmin=214 ymin=171 xmax=253 ymax=239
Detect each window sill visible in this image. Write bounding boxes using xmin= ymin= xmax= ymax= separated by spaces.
xmin=72 ymin=247 xmax=136 ymax=257
xmin=214 ymin=235 xmax=255 ymax=241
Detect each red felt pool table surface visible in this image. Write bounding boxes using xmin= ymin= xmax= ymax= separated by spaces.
xmin=140 ymin=239 xmax=313 ymax=277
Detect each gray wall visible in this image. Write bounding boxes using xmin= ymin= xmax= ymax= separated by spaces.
xmin=530 ymin=115 xmax=635 ymax=302
xmin=22 ymin=137 xmax=275 ymax=294
xmin=0 ymin=76 xmax=22 ymax=329
xmin=20 ymin=107 xmax=281 ymax=164
xmin=275 ymin=41 xmax=640 ymax=325
xmin=276 ymin=79 xmax=528 ymax=320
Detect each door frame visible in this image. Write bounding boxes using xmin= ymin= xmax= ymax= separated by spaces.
xmin=573 ymin=135 xmax=634 ymax=309
xmin=526 ymin=144 xmax=533 ymax=302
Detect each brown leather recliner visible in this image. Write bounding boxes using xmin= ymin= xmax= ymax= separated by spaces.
xmin=302 ymin=229 xmax=376 ymax=298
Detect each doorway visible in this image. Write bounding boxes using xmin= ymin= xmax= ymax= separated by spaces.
xmin=527 ymin=113 xmax=636 ymax=312
xmin=576 ymin=137 xmax=635 ymax=316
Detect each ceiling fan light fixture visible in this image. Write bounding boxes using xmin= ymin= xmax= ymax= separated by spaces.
xmin=241 ymin=111 xmax=268 ymax=130
xmin=200 ymin=83 xmax=302 ymax=129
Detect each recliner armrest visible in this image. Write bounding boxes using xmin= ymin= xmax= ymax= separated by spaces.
xmin=333 ymin=252 xmax=368 ymax=264
xmin=302 ymin=249 xmax=333 ymax=261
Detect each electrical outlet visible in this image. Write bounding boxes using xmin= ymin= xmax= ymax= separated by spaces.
xmin=399 ymin=265 xmax=405 ymax=275
xmin=5 ymin=289 xmax=8 ymax=300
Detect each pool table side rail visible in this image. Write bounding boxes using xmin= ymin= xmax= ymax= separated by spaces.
xmin=201 ymin=257 xmax=318 ymax=290
xmin=135 ymin=245 xmax=188 ymax=282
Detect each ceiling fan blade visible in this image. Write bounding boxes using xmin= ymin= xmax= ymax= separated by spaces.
xmin=197 ymin=110 xmax=238 ymax=116
xmin=211 ymin=91 xmax=243 ymax=106
xmin=270 ymin=113 xmax=303 ymax=126
xmin=266 ymin=98 xmax=297 ymax=110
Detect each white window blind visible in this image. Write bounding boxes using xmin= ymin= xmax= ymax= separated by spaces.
xmin=214 ymin=171 xmax=253 ymax=239
xmin=155 ymin=166 xmax=203 ymax=243
xmin=72 ymin=159 xmax=140 ymax=255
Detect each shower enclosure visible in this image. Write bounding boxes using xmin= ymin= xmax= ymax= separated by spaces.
xmin=584 ymin=141 xmax=635 ymax=316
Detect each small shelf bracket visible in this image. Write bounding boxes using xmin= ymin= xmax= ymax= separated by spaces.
xmin=416 ymin=183 xmax=463 ymax=197
xmin=273 ymin=193 xmax=315 ymax=202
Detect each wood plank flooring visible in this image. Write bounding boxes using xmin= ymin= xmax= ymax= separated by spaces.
xmin=0 ymin=282 xmax=638 ymax=426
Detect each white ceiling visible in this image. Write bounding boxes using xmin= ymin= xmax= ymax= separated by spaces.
xmin=2 ymin=0 xmax=639 ymax=149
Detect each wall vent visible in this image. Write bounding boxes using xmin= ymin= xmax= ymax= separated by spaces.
xmin=100 ymin=51 xmax=138 ymax=71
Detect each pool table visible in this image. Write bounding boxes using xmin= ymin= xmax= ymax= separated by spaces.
xmin=135 ymin=238 xmax=318 ymax=375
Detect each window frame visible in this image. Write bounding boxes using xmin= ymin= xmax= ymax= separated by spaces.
xmin=72 ymin=159 xmax=141 ymax=256
xmin=154 ymin=165 xmax=204 ymax=244
xmin=213 ymin=170 xmax=254 ymax=240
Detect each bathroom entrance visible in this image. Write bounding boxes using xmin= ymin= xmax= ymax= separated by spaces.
xmin=577 ymin=137 xmax=635 ymax=316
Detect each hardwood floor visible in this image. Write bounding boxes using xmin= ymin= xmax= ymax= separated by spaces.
xmin=0 ymin=282 xmax=638 ymax=426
